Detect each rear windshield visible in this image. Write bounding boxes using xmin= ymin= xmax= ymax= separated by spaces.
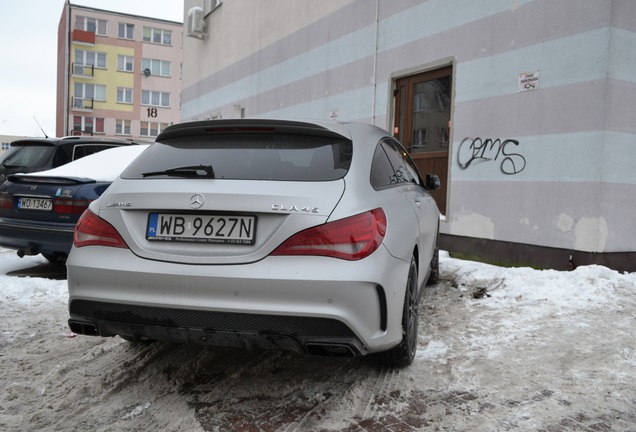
xmin=121 ymin=134 xmax=353 ymax=181
xmin=1 ymin=145 xmax=55 ymax=169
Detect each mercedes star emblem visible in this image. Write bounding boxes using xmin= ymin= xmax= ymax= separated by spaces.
xmin=189 ymin=194 xmax=205 ymax=209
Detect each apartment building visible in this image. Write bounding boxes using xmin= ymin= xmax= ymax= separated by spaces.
xmin=0 ymin=135 xmax=23 ymax=156
xmin=56 ymin=1 xmax=182 ymax=139
xmin=181 ymin=0 xmax=636 ymax=271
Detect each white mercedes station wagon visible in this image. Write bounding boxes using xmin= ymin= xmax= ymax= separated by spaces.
xmin=67 ymin=119 xmax=441 ymax=367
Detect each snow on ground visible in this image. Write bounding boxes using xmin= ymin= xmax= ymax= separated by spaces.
xmin=0 ymin=248 xmax=635 ymax=431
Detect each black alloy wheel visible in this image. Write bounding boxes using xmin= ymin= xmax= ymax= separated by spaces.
xmin=382 ymin=256 xmax=419 ymax=367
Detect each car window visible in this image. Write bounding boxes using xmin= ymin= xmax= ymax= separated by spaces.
xmin=121 ymin=133 xmax=353 ymax=181
xmin=73 ymin=144 xmax=131 ymax=161
xmin=378 ymin=139 xmax=415 ymax=185
xmin=370 ymin=143 xmax=397 ymax=189
xmin=2 ymin=145 xmax=55 ymax=169
xmin=72 ymin=144 xmax=99 ymax=160
xmin=400 ymin=148 xmax=423 ymax=187
xmin=52 ymin=145 xmax=73 ymax=168
xmin=0 ymin=146 xmax=18 ymax=165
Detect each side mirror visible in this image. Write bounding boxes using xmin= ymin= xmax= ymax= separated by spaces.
xmin=425 ymin=173 xmax=441 ymax=191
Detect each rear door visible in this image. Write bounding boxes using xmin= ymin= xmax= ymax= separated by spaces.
xmin=377 ymin=138 xmax=438 ymax=275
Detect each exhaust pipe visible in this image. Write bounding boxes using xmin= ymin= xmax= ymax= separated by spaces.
xmin=305 ymin=343 xmax=356 ymax=358
xmin=68 ymin=320 xmax=99 ymax=336
xmin=17 ymin=247 xmax=37 ymax=258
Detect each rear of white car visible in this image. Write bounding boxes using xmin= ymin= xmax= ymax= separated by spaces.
xmin=67 ymin=119 xmax=440 ymax=366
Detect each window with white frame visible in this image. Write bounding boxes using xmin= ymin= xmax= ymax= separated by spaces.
xmin=74 ymin=49 xmax=106 ymax=75
xmin=2 ymin=142 xmax=10 ymax=151
xmin=141 ymin=58 xmax=171 ymax=77
xmin=141 ymin=90 xmax=170 ymax=107
xmin=143 ymin=27 xmax=172 ymax=45
xmin=204 ymin=0 xmax=223 ymax=14
xmin=75 ymin=16 xmax=107 ymax=35
xmin=74 ymin=83 xmax=106 ymax=101
xmin=117 ymin=55 xmax=134 ymax=72
xmin=116 ymin=87 xmax=133 ymax=104
xmin=73 ymin=83 xmax=106 ymax=108
xmin=118 ymin=22 xmax=134 ymax=39
xmin=73 ymin=116 xmax=104 ymax=134
xmin=140 ymin=121 xmax=169 ymax=137
xmin=115 ymin=119 xmax=131 ymax=135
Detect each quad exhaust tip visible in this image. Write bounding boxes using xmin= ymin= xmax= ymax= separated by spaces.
xmin=68 ymin=320 xmax=99 ymax=336
xmin=305 ymin=343 xmax=356 ymax=358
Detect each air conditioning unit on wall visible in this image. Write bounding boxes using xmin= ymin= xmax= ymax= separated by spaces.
xmin=187 ymin=6 xmax=206 ymax=39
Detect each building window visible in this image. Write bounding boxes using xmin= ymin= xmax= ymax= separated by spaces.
xmin=141 ymin=58 xmax=171 ymax=77
xmin=141 ymin=90 xmax=170 ymax=107
xmin=73 ymin=116 xmax=104 ymax=134
xmin=74 ymin=49 xmax=106 ymax=75
xmin=117 ymin=55 xmax=134 ymax=72
xmin=118 ymin=22 xmax=134 ymax=39
xmin=115 ymin=119 xmax=131 ymax=135
xmin=75 ymin=16 xmax=107 ymax=35
xmin=140 ymin=121 xmax=169 ymax=137
xmin=143 ymin=27 xmax=172 ymax=45
xmin=116 ymin=87 xmax=133 ymax=104
xmin=73 ymin=83 xmax=106 ymax=109
xmin=1 ymin=142 xmax=9 ymax=151
xmin=234 ymin=104 xmax=246 ymax=118
xmin=74 ymin=83 xmax=106 ymax=101
xmin=204 ymin=0 xmax=223 ymax=15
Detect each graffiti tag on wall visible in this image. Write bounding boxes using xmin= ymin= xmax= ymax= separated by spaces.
xmin=458 ymin=137 xmax=526 ymax=175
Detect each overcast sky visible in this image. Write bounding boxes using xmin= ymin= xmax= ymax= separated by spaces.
xmin=0 ymin=0 xmax=184 ymax=138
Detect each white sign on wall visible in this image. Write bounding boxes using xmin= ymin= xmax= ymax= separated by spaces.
xmin=518 ymin=71 xmax=540 ymax=92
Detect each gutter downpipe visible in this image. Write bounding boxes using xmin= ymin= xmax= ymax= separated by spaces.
xmin=371 ymin=0 xmax=380 ymax=126
xmin=63 ymin=0 xmax=71 ymax=136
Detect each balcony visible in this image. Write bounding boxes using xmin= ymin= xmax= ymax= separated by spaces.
xmin=72 ymin=97 xmax=94 ymax=111
xmin=72 ymin=63 xmax=94 ymax=77
xmin=72 ymin=29 xmax=95 ymax=44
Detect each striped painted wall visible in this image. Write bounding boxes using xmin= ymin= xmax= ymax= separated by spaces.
xmin=182 ymin=0 xmax=636 ymax=257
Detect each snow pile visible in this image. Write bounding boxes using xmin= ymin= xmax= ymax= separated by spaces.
xmin=441 ymin=251 xmax=635 ymax=313
xmin=0 ymin=249 xmax=64 ymax=304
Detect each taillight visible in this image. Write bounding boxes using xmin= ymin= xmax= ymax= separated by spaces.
xmin=272 ymin=208 xmax=387 ymax=261
xmin=0 ymin=194 xmax=12 ymax=210
xmin=73 ymin=209 xmax=128 ymax=249
xmin=53 ymin=198 xmax=92 ymax=214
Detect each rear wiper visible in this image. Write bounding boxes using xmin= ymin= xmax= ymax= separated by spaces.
xmin=142 ymin=164 xmax=215 ymax=178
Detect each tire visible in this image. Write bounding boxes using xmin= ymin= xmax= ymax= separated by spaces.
xmin=381 ymin=257 xmax=419 ymax=367
xmin=427 ymin=247 xmax=439 ymax=286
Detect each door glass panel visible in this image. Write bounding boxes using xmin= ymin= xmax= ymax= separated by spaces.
xmin=412 ymin=76 xmax=451 ymax=153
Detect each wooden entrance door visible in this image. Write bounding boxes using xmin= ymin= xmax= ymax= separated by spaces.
xmin=394 ymin=66 xmax=452 ymax=214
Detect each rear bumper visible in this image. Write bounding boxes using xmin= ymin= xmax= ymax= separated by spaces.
xmin=0 ymin=217 xmax=75 ymax=256
xmin=67 ymin=245 xmax=411 ymax=356
xmin=68 ymin=301 xmax=367 ymax=357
